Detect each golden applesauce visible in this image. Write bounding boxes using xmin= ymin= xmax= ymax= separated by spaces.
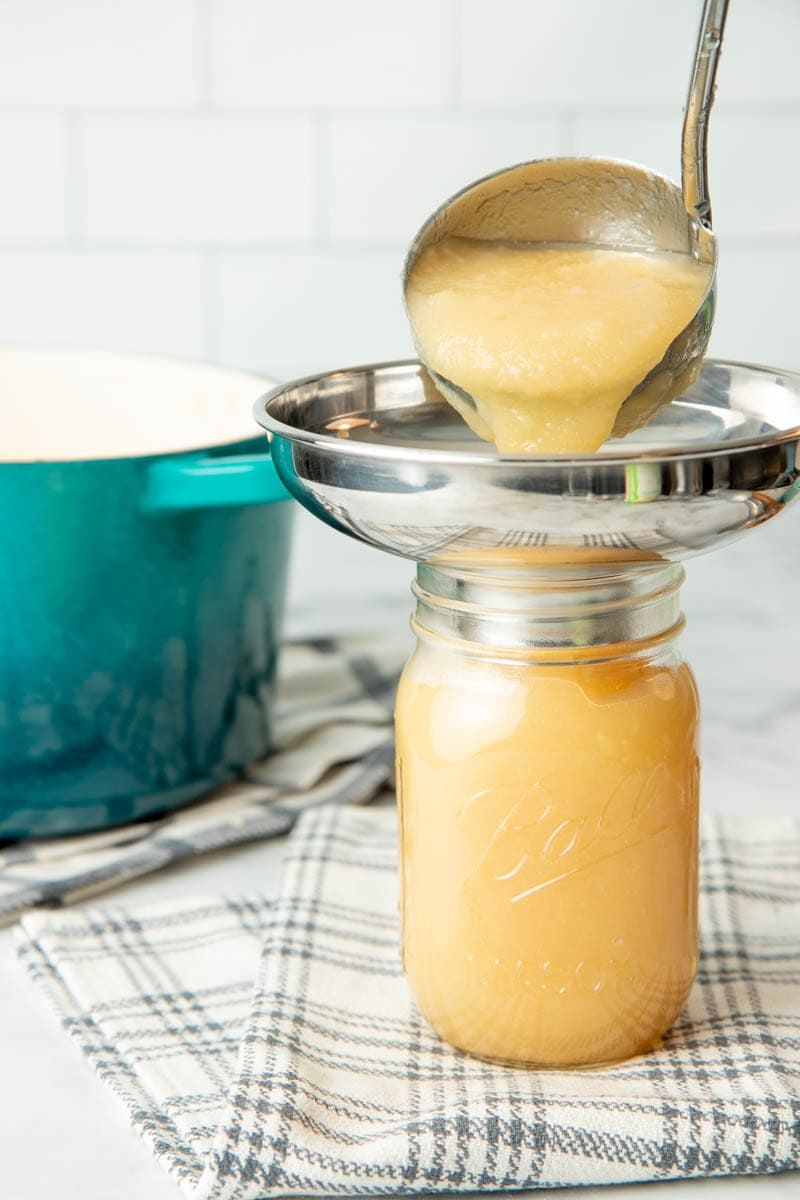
xmin=406 ymin=238 xmax=712 ymax=453
xmin=395 ymin=566 xmax=700 ymax=1067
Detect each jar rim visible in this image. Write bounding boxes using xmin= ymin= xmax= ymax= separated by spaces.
xmin=413 ymin=561 xmax=686 ymax=653
xmin=410 ymin=610 xmax=686 ymax=664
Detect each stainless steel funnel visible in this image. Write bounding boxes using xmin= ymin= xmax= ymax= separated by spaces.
xmin=256 ymin=359 xmax=800 ymax=567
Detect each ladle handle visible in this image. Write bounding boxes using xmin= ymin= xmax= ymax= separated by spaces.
xmin=682 ymin=0 xmax=729 ymax=229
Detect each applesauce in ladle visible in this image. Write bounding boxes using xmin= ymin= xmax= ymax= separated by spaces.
xmin=406 ymin=238 xmax=712 ymax=454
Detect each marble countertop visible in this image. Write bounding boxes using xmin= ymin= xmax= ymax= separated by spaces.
xmin=1 ymin=507 xmax=798 ymax=1199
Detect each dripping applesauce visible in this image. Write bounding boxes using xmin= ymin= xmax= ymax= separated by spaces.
xmin=406 ymin=238 xmax=713 ymax=454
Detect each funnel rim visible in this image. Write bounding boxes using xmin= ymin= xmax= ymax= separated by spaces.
xmin=255 ymin=357 xmax=800 ymax=468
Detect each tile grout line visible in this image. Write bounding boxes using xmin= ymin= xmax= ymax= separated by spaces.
xmin=0 ymin=101 xmax=797 ymax=119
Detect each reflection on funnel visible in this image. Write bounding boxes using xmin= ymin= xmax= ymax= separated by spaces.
xmin=257 ymin=359 xmax=800 ymax=568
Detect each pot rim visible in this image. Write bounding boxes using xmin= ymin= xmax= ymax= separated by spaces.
xmin=0 ymin=343 xmax=278 ymax=466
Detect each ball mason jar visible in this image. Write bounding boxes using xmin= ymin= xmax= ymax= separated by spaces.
xmin=395 ymin=560 xmax=700 ymax=1067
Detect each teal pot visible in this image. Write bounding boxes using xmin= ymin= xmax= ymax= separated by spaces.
xmin=0 ymin=347 xmax=293 ymax=838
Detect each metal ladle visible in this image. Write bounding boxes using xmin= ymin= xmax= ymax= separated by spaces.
xmin=402 ymin=0 xmax=729 ymax=446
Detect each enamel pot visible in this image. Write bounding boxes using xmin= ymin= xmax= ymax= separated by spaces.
xmin=0 ymin=347 xmax=293 ymax=837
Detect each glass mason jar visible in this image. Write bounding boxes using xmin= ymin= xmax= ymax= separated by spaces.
xmin=395 ymin=559 xmax=700 ymax=1068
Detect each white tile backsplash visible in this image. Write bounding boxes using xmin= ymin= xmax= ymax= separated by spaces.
xmin=216 ymin=248 xmax=411 ymax=380
xmin=209 ymin=0 xmax=452 ymax=108
xmin=0 ymin=0 xmax=795 ymax=368
xmin=0 ymin=0 xmax=199 ymax=106
xmin=712 ymin=0 xmax=800 ymax=102
xmin=0 ymin=116 xmax=68 ymax=239
xmin=80 ymin=116 xmax=316 ymax=242
xmin=711 ymin=112 xmax=800 ymax=236
xmin=327 ymin=114 xmax=561 ymax=242
xmin=709 ymin=244 xmax=800 ymax=371
xmin=0 ymin=253 xmax=209 ymax=358
xmin=461 ymin=0 xmax=696 ymax=107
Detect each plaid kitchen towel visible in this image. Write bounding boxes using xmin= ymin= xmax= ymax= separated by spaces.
xmin=0 ymin=634 xmax=406 ymax=926
xmin=17 ymin=805 xmax=800 ymax=1195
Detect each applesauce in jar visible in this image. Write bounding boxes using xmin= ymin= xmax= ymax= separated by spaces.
xmin=395 ymin=561 xmax=700 ymax=1067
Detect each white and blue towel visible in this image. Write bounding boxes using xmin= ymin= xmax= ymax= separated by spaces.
xmin=16 ymin=804 xmax=800 ymax=1195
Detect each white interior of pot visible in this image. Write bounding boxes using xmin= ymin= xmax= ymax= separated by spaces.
xmin=0 ymin=346 xmax=275 ymax=462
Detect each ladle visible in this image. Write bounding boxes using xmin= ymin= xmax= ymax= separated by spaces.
xmin=402 ymin=0 xmax=729 ymax=445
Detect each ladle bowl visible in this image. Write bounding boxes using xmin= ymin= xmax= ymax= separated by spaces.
xmin=402 ymin=158 xmax=717 ymax=442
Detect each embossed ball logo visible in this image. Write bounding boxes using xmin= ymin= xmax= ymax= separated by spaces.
xmin=460 ymin=760 xmax=674 ymax=904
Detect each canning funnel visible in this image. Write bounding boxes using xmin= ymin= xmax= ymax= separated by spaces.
xmin=256 ymin=359 xmax=800 ymax=567
xmin=402 ymin=0 xmax=729 ymax=445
